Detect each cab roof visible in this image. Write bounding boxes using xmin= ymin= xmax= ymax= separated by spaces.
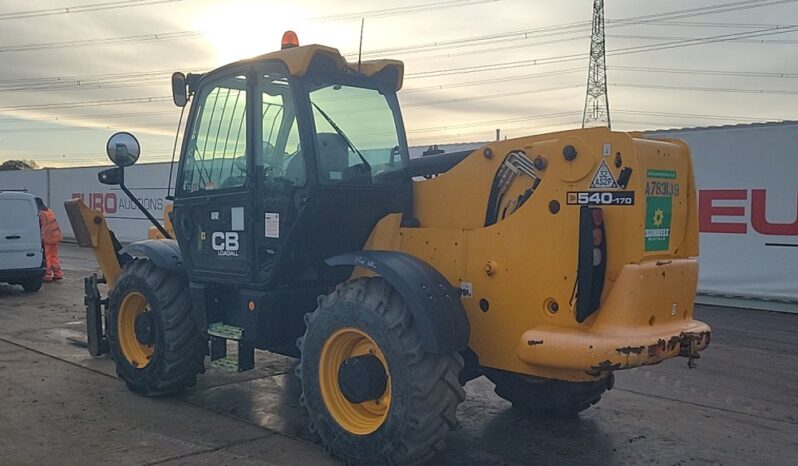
xmin=204 ymin=44 xmax=405 ymax=91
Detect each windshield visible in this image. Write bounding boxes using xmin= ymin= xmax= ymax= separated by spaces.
xmin=309 ymin=83 xmax=406 ymax=185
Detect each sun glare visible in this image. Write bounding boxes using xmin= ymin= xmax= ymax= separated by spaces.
xmin=195 ymin=1 xmax=309 ymax=64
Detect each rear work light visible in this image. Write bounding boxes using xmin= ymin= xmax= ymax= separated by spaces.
xmin=576 ymin=206 xmax=607 ymax=322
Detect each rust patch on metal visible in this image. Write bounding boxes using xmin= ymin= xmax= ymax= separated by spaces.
xmin=616 ymin=345 xmax=645 ymax=355
xmin=527 ymin=339 xmax=544 ymax=346
xmin=591 ymin=359 xmax=622 ymax=372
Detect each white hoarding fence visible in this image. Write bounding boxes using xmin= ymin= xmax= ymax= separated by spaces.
xmin=649 ymin=122 xmax=798 ymax=306
xmin=0 ymin=162 xmax=175 ymax=242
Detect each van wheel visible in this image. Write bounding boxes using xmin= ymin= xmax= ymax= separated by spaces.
xmin=21 ymin=276 xmax=43 ymax=293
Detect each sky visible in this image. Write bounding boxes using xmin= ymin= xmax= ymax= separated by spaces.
xmin=0 ymin=0 xmax=796 ymax=168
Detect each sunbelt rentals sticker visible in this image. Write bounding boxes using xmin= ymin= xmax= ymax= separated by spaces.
xmin=644 ymin=169 xmax=676 ymax=252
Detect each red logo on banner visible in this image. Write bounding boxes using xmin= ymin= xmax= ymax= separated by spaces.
xmin=699 ymin=189 xmax=798 ymax=235
xmin=72 ymin=192 xmax=118 ymax=214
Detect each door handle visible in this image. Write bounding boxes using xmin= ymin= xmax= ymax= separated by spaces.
xmin=5 ymin=235 xmax=21 ymax=239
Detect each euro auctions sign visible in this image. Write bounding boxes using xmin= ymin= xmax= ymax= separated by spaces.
xmin=699 ymin=189 xmax=798 ymax=236
xmin=648 ymin=122 xmax=798 ymax=304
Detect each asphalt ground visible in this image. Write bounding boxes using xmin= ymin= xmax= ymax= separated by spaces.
xmin=0 ymin=243 xmax=795 ymax=465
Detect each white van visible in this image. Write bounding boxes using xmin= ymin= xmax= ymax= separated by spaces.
xmin=0 ymin=192 xmax=45 ymax=292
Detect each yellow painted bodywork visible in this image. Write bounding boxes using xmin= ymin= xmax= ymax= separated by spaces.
xmin=226 ymin=44 xmax=404 ymax=90
xmin=63 ymin=199 xmax=123 ymax=288
xmin=364 ymin=127 xmax=710 ymax=382
xmin=148 ymin=203 xmax=174 ymax=240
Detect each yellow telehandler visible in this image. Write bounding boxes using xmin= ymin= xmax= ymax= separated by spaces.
xmin=65 ymin=32 xmax=710 ymax=464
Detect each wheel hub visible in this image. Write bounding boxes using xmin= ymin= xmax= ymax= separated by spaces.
xmin=338 ymin=354 xmax=388 ymax=404
xmin=134 ymin=312 xmax=155 ymax=345
xmin=319 ymin=327 xmax=392 ymax=435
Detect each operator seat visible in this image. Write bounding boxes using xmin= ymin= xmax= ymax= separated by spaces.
xmin=316 ymin=133 xmax=349 ymax=182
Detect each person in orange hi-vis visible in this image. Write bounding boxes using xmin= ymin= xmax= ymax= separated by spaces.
xmin=35 ymin=197 xmax=63 ymax=282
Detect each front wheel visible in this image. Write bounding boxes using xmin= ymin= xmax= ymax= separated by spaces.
xmin=106 ymin=259 xmax=204 ymax=396
xmin=298 ymin=277 xmax=465 ymax=465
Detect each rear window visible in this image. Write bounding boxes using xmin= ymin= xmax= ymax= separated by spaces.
xmin=0 ymin=199 xmax=37 ymax=230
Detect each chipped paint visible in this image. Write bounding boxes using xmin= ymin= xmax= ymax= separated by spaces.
xmin=527 ymin=339 xmax=544 ymax=346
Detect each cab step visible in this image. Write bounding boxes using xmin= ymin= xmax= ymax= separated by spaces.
xmin=207 ymin=322 xmax=245 ymax=340
xmin=207 ymin=322 xmax=254 ymax=372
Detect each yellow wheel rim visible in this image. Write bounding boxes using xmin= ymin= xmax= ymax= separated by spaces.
xmin=118 ymin=291 xmax=154 ymax=368
xmin=319 ymin=327 xmax=391 ymax=435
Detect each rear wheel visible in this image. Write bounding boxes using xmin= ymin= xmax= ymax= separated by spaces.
xmin=20 ymin=276 xmax=43 ymax=293
xmin=484 ymin=368 xmax=612 ymax=416
xmin=106 ymin=259 xmax=204 ymax=396
xmin=298 ymin=277 xmax=465 ymax=465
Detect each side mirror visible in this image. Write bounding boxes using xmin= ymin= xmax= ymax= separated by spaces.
xmin=98 ymin=167 xmax=122 ymax=185
xmin=172 ymin=72 xmax=188 ymax=107
xmin=106 ymin=132 xmax=140 ymax=167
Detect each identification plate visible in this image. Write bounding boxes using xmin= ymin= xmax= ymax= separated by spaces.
xmin=567 ymin=191 xmax=635 ymax=206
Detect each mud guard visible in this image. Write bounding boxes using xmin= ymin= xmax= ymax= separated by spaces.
xmin=326 ymin=251 xmax=470 ymax=354
xmin=121 ymin=239 xmax=184 ymax=273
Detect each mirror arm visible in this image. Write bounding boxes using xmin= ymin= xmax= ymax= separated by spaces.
xmin=117 ymin=168 xmax=173 ymax=239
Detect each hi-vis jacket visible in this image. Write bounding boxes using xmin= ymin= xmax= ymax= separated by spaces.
xmin=39 ymin=209 xmax=63 ymax=244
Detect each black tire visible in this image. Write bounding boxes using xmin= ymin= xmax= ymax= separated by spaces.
xmin=484 ymin=368 xmax=612 ymax=417
xmin=21 ymin=276 xmax=43 ymax=293
xmin=298 ymin=277 xmax=465 ymax=465
xmin=106 ymin=259 xmax=204 ymax=396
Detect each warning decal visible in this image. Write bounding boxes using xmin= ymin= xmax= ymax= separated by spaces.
xmin=589 ymin=160 xmax=619 ymax=189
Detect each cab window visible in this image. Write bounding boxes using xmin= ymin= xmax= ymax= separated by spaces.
xmin=181 ymin=75 xmax=248 ymax=193
xmin=309 ymin=84 xmax=405 ymax=185
xmin=261 ymin=75 xmax=305 ymax=186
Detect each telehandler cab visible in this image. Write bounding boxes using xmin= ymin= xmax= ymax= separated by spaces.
xmin=65 ymin=32 xmax=711 ymax=464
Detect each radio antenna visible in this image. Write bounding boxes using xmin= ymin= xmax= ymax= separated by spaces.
xmin=357 ymin=17 xmax=364 ymax=72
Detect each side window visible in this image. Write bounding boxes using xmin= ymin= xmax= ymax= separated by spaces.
xmin=261 ymin=75 xmax=306 ymax=186
xmin=181 ymin=75 xmax=248 ymax=193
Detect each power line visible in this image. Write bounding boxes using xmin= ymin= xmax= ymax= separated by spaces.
xmin=607 ymin=33 xmax=798 ymax=45
xmin=611 ymin=65 xmax=798 ymax=79
xmin=0 ymin=110 xmax=175 ymax=123
xmin=0 ymin=0 xmax=188 ymax=21
xmin=613 ymin=109 xmax=781 ymax=122
xmin=608 ymin=0 xmax=798 ymax=25
xmin=0 ymin=123 xmax=174 ymax=134
xmin=612 ymin=82 xmax=798 ymax=95
xmin=0 ymin=96 xmax=171 ymax=112
xmin=405 ymin=25 xmax=798 ymax=78
xmin=313 ymin=0 xmax=499 ymax=21
xmin=0 ymin=31 xmax=201 ymax=53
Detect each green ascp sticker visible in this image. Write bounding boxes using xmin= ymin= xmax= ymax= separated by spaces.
xmin=645 ymin=196 xmax=672 ymax=251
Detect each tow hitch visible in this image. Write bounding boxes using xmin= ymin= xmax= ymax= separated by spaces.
xmin=680 ymin=331 xmax=710 ymax=369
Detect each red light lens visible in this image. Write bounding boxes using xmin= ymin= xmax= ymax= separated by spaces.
xmin=592 ymin=208 xmax=604 ymax=226
xmin=592 ymin=227 xmax=603 ymax=246
xmin=281 ymin=30 xmax=299 ymax=49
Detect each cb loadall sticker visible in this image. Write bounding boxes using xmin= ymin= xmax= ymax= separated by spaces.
xmin=644 ymin=169 xmax=677 ymax=252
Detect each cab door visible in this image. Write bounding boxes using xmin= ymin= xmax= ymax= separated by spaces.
xmin=172 ymin=69 xmax=255 ymax=284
